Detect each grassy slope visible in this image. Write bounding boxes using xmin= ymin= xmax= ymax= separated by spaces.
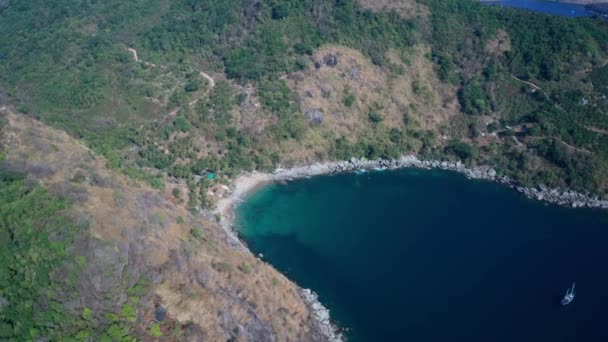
xmin=0 ymin=110 xmax=324 ymax=341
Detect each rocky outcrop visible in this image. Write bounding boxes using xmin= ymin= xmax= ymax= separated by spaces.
xmin=301 ymin=289 xmax=343 ymax=342
xmin=305 ymin=109 xmax=324 ymax=125
xmin=322 ymin=53 xmax=339 ymax=67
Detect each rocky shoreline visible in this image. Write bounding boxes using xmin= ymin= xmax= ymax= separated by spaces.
xmin=268 ymin=155 xmax=608 ymax=209
xmin=301 ymin=289 xmax=344 ymax=342
xmin=216 ymin=154 xmax=608 ymax=342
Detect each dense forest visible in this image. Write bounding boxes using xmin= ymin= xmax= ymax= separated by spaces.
xmin=2 ymin=0 xmax=608 ymax=194
xmin=1 ymin=0 xmax=608 ymax=339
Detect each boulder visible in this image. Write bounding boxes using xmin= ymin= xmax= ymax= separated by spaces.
xmin=323 ymin=53 xmax=339 ymax=67
xmin=348 ymin=66 xmax=360 ymax=80
xmin=154 ymin=305 xmax=167 ymax=321
xmin=304 ymin=109 xmax=324 ymax=125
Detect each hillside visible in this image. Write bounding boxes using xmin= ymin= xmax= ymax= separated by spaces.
xmin=1 ymin=0 xmax=608 ymax=340
xmin=0 ymin=107 xmax=333 ymax=340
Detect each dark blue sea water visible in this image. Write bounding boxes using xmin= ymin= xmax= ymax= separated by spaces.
xmin=236 ymin=169 xmax=608 ymax=342
xmin=481 ymin=0 xmax=593 ymax=17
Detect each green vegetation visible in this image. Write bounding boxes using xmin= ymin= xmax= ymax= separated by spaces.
xmin=0 ymin=170 xmax=87 ymax=339
xmin=421 ymin=0 xmax=608 ymax=191
xmin=0 ymin=0 xmax=606 ymax=192
xmin=6 ymin=1 xmax=600 ymax=195
xmin=190 ymin=227 xmax=203 ymax=240
xmin=0 ymin=162 xmax=146 ymax=340
xmin=445 ymin=140 xmax=478 ymax=161
xmin=149 ymin=323 xmax=163 ymax=337
xmin=343 ymin=89 xmax=356 ymax=107
xmin=2 ymin=0 xmax=608 ymax=339
xmin=239 ymin=263 xmax=252 ymax=274
xmin=120 ymin=304 xmax=137 ymax=323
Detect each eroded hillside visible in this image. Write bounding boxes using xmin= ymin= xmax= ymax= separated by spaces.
xmin=0 ymin=107 xmax=329 ymax=341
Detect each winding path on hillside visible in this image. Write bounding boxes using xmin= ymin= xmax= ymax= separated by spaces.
xmin=511 ymin=75 xmax=543 ymax=92
xmin=126 ymin=47 xmax=216 ymax=114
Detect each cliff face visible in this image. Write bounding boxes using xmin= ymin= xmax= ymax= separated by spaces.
xmin=0 ymin=108 xmax=328 ymax=341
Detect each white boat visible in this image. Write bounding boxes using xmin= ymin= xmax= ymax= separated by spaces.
xmin=561 ymin=282 xmax=575 ymax=306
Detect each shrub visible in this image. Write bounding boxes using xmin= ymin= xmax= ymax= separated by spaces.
xmin=258 ymin=80 xmax=294 ymax=117
xmin=271 ymin=4 xmax=289 ymax=20
xmin=445 ymin=140 xmax=478 ymax=161
xmin=239 ymin=263 xmax=251 ymax=274
xmin=149 ymin=323 xmax=162 ymax=337
xmin=184 ymin=79 xmax=201 ymax=92
xmin=459 ymin=80 xmax=491 ymax=115
xmin=82 ymin=308 xmax=93 ymax=321
xmin=190 ymin=227 xmax=202 ymax=239
xmin=343 ymin=91 xmax=356 ymax=107
xmin=121 ymin=304 xmax=137 ymax=322
xmin=368 ymin=111 xmax=384 ymax=123
xmin=173 ymin=116 xmax=191 ymax=132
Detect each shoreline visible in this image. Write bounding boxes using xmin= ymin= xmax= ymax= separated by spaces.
xmin=218 ymin=155 xmax=608 ymax=220
xmin=213 ymin=154 xmax=608 ymax=342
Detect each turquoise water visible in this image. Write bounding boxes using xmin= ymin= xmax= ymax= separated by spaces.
xmin=236 ymin=169 xmax=608 ymax=342
xmin=482 ymin=0 xmax=593 ymax=17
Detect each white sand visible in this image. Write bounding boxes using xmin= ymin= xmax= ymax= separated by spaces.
xmin=215 ymin=172 xmax=273 ymax=219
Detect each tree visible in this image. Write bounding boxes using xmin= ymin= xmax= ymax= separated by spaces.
xmin=272 ymin=5 xmax=289 ymax=20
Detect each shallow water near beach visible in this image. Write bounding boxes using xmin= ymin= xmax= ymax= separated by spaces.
xmin=236 ymin=169 xmax=608 ymax=342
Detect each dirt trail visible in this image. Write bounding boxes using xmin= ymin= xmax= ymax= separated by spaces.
xmin=528 ymin=136 xmax=591 ymax=154
xmin=511 ymin=75 xmax=542 ymax=91
xmin=127 ymin=47 xmax=215 ymax=88
xmin=126 ymin=47 xmax=216 ymax=113
xmin=188 ymin=72 xmax=216 ymax=107
xmin=127 ymin=48 xmax=139 ymax=62
xmin=512 ymin=135 xmax=525 ymax=148
xmin=583 ymin=125 xmax=608 ymax=135
xmin=200 ymin=71 xmax=215 ymax=88
xmin=510 ymin=75 xmax=571 ymax=114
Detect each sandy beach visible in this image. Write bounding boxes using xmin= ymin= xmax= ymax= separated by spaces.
xmin=214 ymin=155 xmax=608 ymax=232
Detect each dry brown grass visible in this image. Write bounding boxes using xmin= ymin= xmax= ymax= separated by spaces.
xmin=357 ymin=0 xmax=429 ymax=19
xmin=281 ymin=44 xmax=458 ymax=161
xmin=485 ymin=29 xmax=511 ymax=56
xmin=0 ymin=108 xmax=321 ymax=341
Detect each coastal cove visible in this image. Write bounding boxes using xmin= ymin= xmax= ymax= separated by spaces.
xmin=234 ymin=168 xmax=608 ymax=342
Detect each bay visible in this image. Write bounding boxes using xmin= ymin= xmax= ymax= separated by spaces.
xmin=236 ymin=169 xmax=608 ymax=342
